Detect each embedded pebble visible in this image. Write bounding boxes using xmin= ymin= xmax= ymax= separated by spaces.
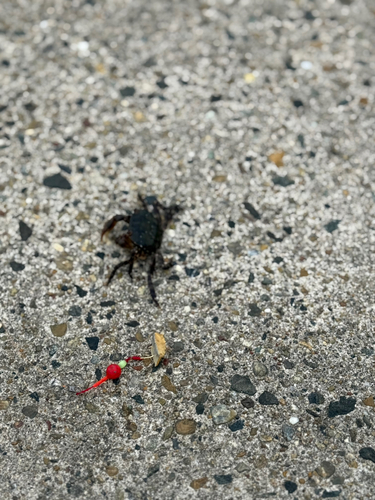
xmin=316 ymin=461 xmax=336 ymax=479
xmin=259 ymin=391 xmax=279 ymax=406
xmin=230 ymin=375 xmax=256 ymax=395
xmin=210 ymin=405 xmax=236 ymax=425
xmin=175 ymin=419 xmax=196 ymax=435
xmin=50 ymin=323 xmax=67 ymax=337
xmin=282 ymin=424 xmax=295 ymax=442
xmin=253 ymin=361 xmax=268 ymax=378
xmin=22 ymin=406 xmax=38 ymax=419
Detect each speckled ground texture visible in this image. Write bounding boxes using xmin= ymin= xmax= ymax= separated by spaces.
xmin=1 ymin=0 xmax=375 ymax=499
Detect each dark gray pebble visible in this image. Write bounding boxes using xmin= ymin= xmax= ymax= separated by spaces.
xmin=248 ymin=303 xmax=262 ymax=316
xmin=244 ymin=202 xmax=261 ymax=220
xmin=43 ymin=173 xmax=72 ymax=190
xmin=214 ymin=474 xmax=233 ymax=485
xmin=230 ymin=375 xmax=256 ymax=395
xmin=85 ymin=337 xmax=99 ymax=351
xmin=10 ymin=261 xmax=25 ymax=272
xmin=75 ymin=285 xmax=87 ymax=297
xmin=68 ymin=305 xmax=82 ymax=317
xmin=328 ymin=397 xmax=356 ymax=418
xmin=229 ymin=419 xmax=244 ymax=432
xmin=19 ymin=220 xmax=32 ymax=241
xmin=324 ymin=220 xmax=340 ymax=233
xmin=272 ymin=175 xmax=295 ymax=187
xmin=284 ymin=480 xmax=297 ymax=494
xmin=22 ymin=405 xmax=38 ymax=419
xmin=359 ymin=447 xmax=375 ymax=463
xmin=308 ymin=392 xmax=325 ymax=405
xmin=259 ymin=391 xmax=279 ymax=405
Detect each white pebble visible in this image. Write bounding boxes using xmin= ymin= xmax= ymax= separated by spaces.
xmin=300 ymin=61 xmax=313 ymax=70
xmin=289 ymin=416 xmax=299 ymax=425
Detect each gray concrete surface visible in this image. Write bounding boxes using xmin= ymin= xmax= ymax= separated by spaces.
xmin=1 ymin=0 xmax=375 ymax=498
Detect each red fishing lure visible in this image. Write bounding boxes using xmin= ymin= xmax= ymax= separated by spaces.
xmin=76 ymin=356 xmax=143 ymax=395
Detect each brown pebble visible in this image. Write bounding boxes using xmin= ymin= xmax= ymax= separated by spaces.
xmin=50 ymin=323 xmax=67 ymax=337
xmin=363 ymin=396 xmax=375 ymax=407
xmin=190 ymin=477 xmax=208 ymax=490
xmin=161 ymin=375 xmax=177 ymax=393
xmin=168 ymin=321 xmax=178 ymax=332
xmin=176 ymin=419 xmax=196 ymax=435
xmin=0 ymin=400 xmax=9 ymax=411
xmin=135 ymin=331 xmax=145 ymax=342
xmin=106 ymin=466 xmax=119 ymax=477
xmin=14 ymin=421 xmax=24 ymax=429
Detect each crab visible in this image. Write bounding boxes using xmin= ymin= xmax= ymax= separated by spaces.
xmin=101 ymin=195 xmax=180 ymax=307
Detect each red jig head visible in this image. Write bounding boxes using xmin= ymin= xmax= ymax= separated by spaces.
xmin=76 ymin=357 xmax=143 ymax=395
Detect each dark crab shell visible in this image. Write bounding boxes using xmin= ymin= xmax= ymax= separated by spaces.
xmin=129 ymin=210 xmax=163 ymax=253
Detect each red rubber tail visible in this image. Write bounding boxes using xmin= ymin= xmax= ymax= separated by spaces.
xmin=125 ymin=356 xmax=143 ymax=363
xmin=76 ymin=376 xmax=108 ymax=395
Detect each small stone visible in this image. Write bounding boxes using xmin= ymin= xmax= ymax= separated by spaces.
xmin=331 ymin=476 xmax=345 ymax=485
xmin=229 ymin=419 xmax=244 ymax=432
xmin=211 ymin=405 xmax=236 ymax=425
xmin=359 ymin=447 xmax=375 ymax=463
xmin=328 ymin=397 xmax=356 ymax=418
xmin=268 ymin=151 xmax=285 ymax=167
xmin=120 ymin=86 xmax=135 ymax=97
xmin=259 ymin=391 xmax=279 ymax=405
xmin=126 ymin=320 xmax=139 ymax=327
xmin=283 ymin=360 xmax=294 ymax=369
xmin=253 ymin=361 xmax=268 ymax=378
xmin=214 ymin=474 xmax=232 ymax=485
xmin=236 ymin=462 xmax=250 ymax=473
xmin=190 ymin=477 xmax=208 ymax=490
xmin=284 ymin=481 xmax=297 ymax=494
xmin=244 ymin=202 xmax=261 ymax=220
xmin=50 ymin=323 xmax=67 ymax=337
xmin=55 ymin=255 xmax=73 ymax=272
xmin=75 ymin=285 xmax=87 ymax=297
xmin=193 ymin=393 xmax=208 ymax=404
xmin=162 ymin=375 xmax=177 ymax=393
xmin=272 ymin=175 xmax=294 ymax=187
xmin=172 ymin=341 xmax=184 ymax=353
xmin=19 ymin=220 xmax=32 ymax=241
xmin=100 ymin=300 xmax=116 ymax=307
xmin=316 ymin=461 xmax=336 ymax=479
xmin=363 ymin=396 xmax=374 ymax=407
xmin=147 ymin=463 xmax=160 ymax=477
xmin=168 ymin=321 xmax=178 ymax=331
xmin=308 ymin=392 xmax=325 ymax=405
xmin=14 ymin=421 xmax=24 ymax=428
xmin=254 ymin=454 xmax=267 ymax=468
xmin=322 ymin=491 xmax=341 ymax=498
xmin=282 ymin=424 xmax=295 ymax=441
xmin=175 ymin=419 xmax=196 ymax=435
xmin=230 ymin=374 xmax=256 ymax=395
xmin=10 ymin=261 xmax=25 ymax=272
xmin=248 ymin=303 xmax=262 ymax=317
xmin=68 ymin=305 xmax=82 ymax=317
xmin=324 ymin=220 xmax=340 ymax=233
xmin=196 ymin=403 xmax=204 ymax=415
xmin=22 ymin=405 xmax=38 ymax=419
xmin=289 ymin=416 xmax=299 ymax=425
xmin=29 ymin=392 xmax=39 ymax=402
xmin=85 ymin=403 xmax=99 ymax=413
xmin=106 ymin=466 xmax=118 ymax=477
xmin=162 ymin=425 xmax=174 ymax=441
xmin=132 ymin=395 xmax=144 ymax=405
xmin=135 ymin=331 xmax=145 ymax=342
xmin=43 ymin=173 xmax=72 ymax=190
xmin=0 ymin=401 xmax=9 ymax=411
xmin=241 ymin=397 xmax=255 ymax=409
xmin=85 ymin=337 xmax=99 ymax=351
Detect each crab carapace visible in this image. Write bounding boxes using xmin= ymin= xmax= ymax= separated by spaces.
xmin=101 ymin=195 xmax=180 ymax=307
